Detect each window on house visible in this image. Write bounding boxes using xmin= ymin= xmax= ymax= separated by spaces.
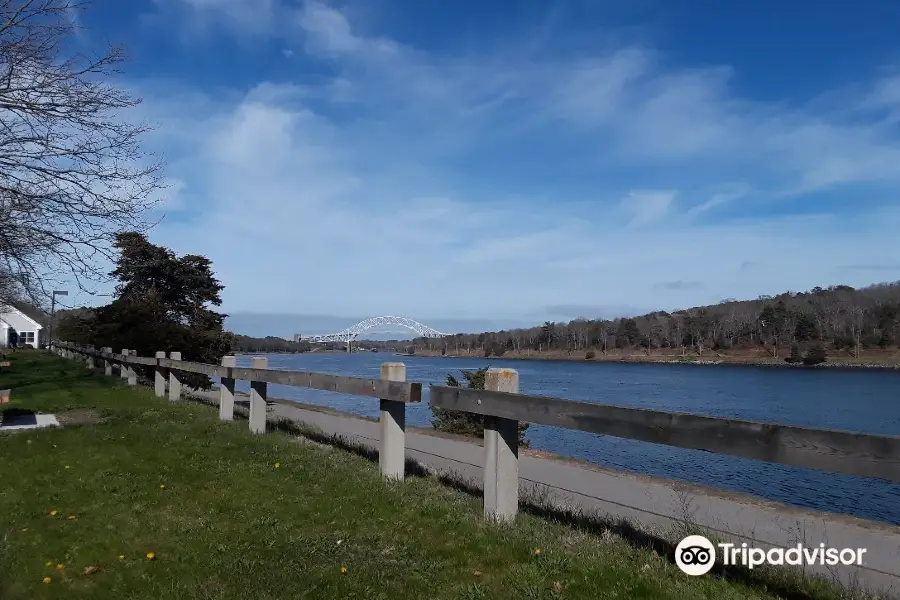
xmin=21 ymin=331 xmax=35 ymax=344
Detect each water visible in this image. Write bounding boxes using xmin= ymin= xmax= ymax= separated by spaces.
xmin=233 ymin=352 xmax=900 ymax=525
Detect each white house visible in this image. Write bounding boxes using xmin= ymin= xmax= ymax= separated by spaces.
xmin=0 ymin=305 xmax=44 ymax=349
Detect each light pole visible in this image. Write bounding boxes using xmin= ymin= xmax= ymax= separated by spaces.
xmin=48 ymin=290 xmax=68 ymax=348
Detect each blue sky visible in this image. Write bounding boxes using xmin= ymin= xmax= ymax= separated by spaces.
xmin=64 ymin=0 xmax=900 ymax=336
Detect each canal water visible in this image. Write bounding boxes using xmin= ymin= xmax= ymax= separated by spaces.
xmin=233 ymin=352 xmax=900 ymax=525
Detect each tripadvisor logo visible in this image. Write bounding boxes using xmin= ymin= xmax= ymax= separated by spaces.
xmin=675 ymin=535 xmax=716 ymax=576
xmin=675 ymin=535 xmax=868 ymax=576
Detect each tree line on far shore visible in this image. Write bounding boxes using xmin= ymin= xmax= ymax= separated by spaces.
xmin=407 ymin=282 xmax=900 ymax=364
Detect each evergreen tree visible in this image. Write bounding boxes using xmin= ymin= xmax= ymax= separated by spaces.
xmin=431 ymin=368 xmax=529 ymax=446
xmin=63 ymin=233 xmax=233 ymax=388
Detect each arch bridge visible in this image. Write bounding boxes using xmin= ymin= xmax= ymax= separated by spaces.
xmin=298 ymin=316 xmax=449 ymax=347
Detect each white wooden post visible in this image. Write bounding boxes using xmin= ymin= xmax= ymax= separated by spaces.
xmin=379 ymin=362 xmax=407 ymax=481
xmin=85 ymin=346 xmax=95 ymax=369
xmin=219 ymin=355 xmax=236 ymax=421
xmin=154 ymin=351 xmax=167 ymax=397
xmin=168 ymin=351 xmax=182 ymax=402
xmin=119 ymin=349 xmax=129 ymax=381
xmin=248 ymin=357 xmax=267 ymax=434
xmin=101 ymin=347 xmax=112 ymax=376
xmin=126 ymin=349 xmax=137 ymax=386
xmin=483 ymin=368 xmax=520 ymax=523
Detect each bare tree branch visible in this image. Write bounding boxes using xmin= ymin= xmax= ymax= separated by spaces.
xmin=0 ymin=0 xmax=164 ymax=309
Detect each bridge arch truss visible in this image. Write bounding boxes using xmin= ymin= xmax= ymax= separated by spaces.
xmin=301 ymin=316 xmax=449 ymax=343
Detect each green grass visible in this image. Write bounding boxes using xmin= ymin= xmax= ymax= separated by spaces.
xmin=0 ymin=351 xmax=864 ymax=599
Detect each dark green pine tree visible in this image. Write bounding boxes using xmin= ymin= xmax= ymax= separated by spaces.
xmin=86 ymin=232 xmax=234 ymax=387
xmin=431 ymin=367 xmax=529 ymax=447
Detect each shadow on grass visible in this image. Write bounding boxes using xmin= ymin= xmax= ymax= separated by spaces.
xmin=270 ymin=417 xmax=433 ymax=479
xmin=0 ymin=407 xmax=36 ymax=422
xmin=180 ymin=393 xmax=874 ymax=600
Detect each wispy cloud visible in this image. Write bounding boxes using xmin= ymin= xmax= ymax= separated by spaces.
xmin=621 ymin=190 xmax=676 ymax=226
xmin=94 ymin=0 xmax=900 ymax=324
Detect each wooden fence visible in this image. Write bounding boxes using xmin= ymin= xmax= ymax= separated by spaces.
xmin=53 ymin=342 xmax=900 ymax=524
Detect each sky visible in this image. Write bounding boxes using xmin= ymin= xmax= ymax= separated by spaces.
xmin=61 ymin=0 xmax=900 ymax=337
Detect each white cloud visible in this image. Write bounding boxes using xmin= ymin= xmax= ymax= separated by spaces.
xmin=621 ymin=190 xmax=676 ymax=226
xmin=116 ymin=1 xmax=900 ymax=323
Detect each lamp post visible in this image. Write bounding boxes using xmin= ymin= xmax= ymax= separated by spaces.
xmin=48 ymin=290 xmax=68 ymax=349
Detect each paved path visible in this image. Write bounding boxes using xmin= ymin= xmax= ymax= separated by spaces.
xmin=192 ymin=390 xmax=900 ymax=595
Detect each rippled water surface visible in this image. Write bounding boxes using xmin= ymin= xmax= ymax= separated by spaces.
xmin=233 ymin=352 xmax=900 ymax=524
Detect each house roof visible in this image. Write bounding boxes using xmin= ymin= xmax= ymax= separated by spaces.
xmin=0 ymin=304 xmax=44 ymax=330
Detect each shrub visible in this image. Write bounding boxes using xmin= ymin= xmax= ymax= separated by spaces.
xmin=431 ymin=367 xmax=529 ymax=447
xmin=585 ymin=350 xmax=596 ymax=360
xmin=803 ymin=344 xmax=827 ymax=366
xmin=785 ymin=344 xmax=802 ymax=364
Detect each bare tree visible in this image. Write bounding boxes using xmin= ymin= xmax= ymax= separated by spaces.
xmin=0 ymin=0 xmax=164 ymax=307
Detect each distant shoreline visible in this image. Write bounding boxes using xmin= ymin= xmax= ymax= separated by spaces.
xmin=409 ymin=349 xmax=900 ymax=371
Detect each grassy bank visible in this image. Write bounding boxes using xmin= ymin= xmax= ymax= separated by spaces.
xmin=0 ymin=351 xmax=864 ymax=599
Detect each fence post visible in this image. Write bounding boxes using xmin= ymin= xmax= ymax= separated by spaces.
xmin=168 ymin=352 xmax=182 ymax=402
xmin=483 ymin=368 xmax=520 ymax=523
xmin=126 ymin=350 xmax=138 ymax=386
xmin=154 ymin=352 xmax=167 ymax=397
xmin=379 ymin=362 xmax=407 ymax=481
xmin=219 ymin=356 xmax=236 ymax=421
xmin=248 ymin=357 xmax=268 ymax=434
xmin=102 ymin=348 xmax=113 ymax=376
xmin=119 ymin=349 xmax=129 ymax=381
xmin=85 ymin=346 xmax=95 ymax=369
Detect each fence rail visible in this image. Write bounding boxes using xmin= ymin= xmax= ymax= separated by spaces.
xmin=52 ymin=341 xmax=900 ymax=524
xmin=428 ymin=385 xmax=900 ymax=482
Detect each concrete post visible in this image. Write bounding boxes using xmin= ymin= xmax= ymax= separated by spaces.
xmin=483 ymin=368 xmax=520 ymax=523
xmin=219 ymin=355 xmax=236 ymax=421
xmin=248 ymin=356 xmax=268 ymax=434
xmin=154 ymin=351 xmax=167 ymax=397
xmin=126 ymin=350 xmax=137 ymax=386
xmin=168 ymin=352 xmax=182 ymax=402
xmin=102 ymin=347 xmax=113 ymax=376
xmin=119 ymin=349 xmax=129 ymax=381
xmin=379 ymin=362 xmax=407 ymax=481
xmin=85 ymin=346 xmax=95 ymax=369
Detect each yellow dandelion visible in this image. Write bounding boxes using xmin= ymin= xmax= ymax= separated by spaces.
xmin=67 ymin=515 xmax=77 ymax=520
xmin=340 ymin=566 xmax=348 ymax=574
xmin=42 ymin=577 xmax=51 ymax=584
xmin=159 ymin=484 xmax=166 ymax=489
xmin=65 ymin=465 xmax=70 ymax=469
xmin=118 ymin=555 xmax=125 ymax=560
xmin=146 ymin=552 xmax=156 ymax=561
xmin=21 ymin=528 xmax=27 ymax=533
xmin=274 ymin=462 xmax=280 ymax=469
xmin=56 ymin=564 xmax=64 ymax=570
xmin=534 ymin=548 xmax=541 ymax=556
xmin=49 ymin=510 xmax=58 ymax=516
xmin=45 ymin=561 xmax=52 ymax=567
